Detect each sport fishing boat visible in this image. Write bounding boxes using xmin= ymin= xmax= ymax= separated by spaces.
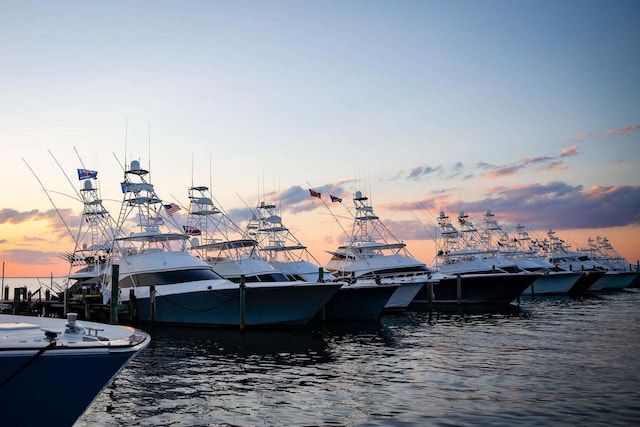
xmin=0 ymin=312 xmax=150 ymax=427
xmin=541 ymin=229 xmax=606 ymax=293
xmin=179 ymin=183 xmax=341 ymax=323
xmin=414 ymin=211 xmax=535 ymax=305
xmin=480 ymin=218 xmax=585 ymax=296
xmin=56 ymin=176 xmax=118 ymax=315
xmin=579 ymin=236 xmax=640 ymax=290
xmin=324 ymin=190 xmax=429 ymax=312
xmin=246 ymin=198 xmax=397 ymax=321
xmin=111 ymin=162 xmax=342 ymax=327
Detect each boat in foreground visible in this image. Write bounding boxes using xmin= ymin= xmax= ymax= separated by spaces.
xmin=0 ymin=312 xmax=150 ymax=427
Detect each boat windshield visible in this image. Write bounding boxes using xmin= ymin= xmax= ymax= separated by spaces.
xmin=119 ymin=267 xmax=223 ymax=288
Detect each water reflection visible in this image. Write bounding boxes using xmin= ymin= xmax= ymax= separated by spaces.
xmin=77 ymin=290 xmax=640 ymax=427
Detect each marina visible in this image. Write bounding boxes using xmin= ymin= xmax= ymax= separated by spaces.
xmin=2 ymin=2 xmax=639 ymax=425
xmin=71 ymin=288 xmax=639 ymax=427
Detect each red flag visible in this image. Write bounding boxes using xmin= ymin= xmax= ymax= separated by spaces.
xmin=183 ymin=225 xmax=201 ymax=236
xmin=309 ymin=189 xmax=321 ymax=198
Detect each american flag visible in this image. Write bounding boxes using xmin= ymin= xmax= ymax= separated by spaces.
xmin=163 ymin=203 xmax=180 ymax=215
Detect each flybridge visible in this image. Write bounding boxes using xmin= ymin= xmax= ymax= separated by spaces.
xmin=120 ymin=181 xmax=155 ymax=193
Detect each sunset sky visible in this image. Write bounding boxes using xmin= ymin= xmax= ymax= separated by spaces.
xmin=1 ymin=0 xmax=639 ymax=277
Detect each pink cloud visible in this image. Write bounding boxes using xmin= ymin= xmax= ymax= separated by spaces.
xmin=571 ymin=132 xmax=591 ymax=141
xmin=484 ymin=164 xmax=524 ymax=179
xmin=560 ymin=145 xmax=579 ymax=157
xmin=542 ymin=160 xmax=567 ymax=171
xmin=604 ymin=125 xmax=640 ymax=136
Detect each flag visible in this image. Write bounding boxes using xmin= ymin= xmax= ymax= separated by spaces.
xmin=330 ymin=194 xmax=342 ymax=203
xmin=309 ymin=189 xmax=321 ymax=198
xmin=163 ymin=203 xmax=180 ymax=215
xmin=183 ymin=225 xmax=201 ymax=236
xmin=77 ymin=169 xmax=97 ymax=180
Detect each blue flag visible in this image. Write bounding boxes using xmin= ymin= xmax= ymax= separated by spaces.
xmin=330 ymin=194 xmax=342 ymax=203
xmin=77 ymin=169 xmax=97 ymax=180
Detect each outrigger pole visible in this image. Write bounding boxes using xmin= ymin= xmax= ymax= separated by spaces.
xmin=22 ymin=158 xmax=76 ymax=242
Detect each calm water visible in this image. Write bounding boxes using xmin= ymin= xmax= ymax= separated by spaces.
xmin=62 ymin=289 xmax=640 ymax=426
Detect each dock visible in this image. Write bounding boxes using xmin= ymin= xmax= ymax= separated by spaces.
xmin=0 ymin=285 xmax=131 ymax=324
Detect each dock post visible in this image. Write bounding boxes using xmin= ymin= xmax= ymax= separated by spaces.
xmin=239 ymin=275 xmax=246 ymax=332
xmin=12 ymin=288 xmax=20 ymax=314
xmin=129 ymin=289 xmax=137 ymax=322
xmin=63 ymin=283 xmax=69 ymax=316
xmin=456 ymin=274 xmax=462 ymax=305
xmin=318 ymin=267 xmax=324 ymax=283
xmin=150 ymin=285 xmax=156 ymax=324
xmin=110 ymin=264 xmax=119 ymax=324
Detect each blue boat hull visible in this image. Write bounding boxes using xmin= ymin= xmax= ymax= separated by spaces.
xmin=1 ymin=351 xmax=137 ymax=427
xmin=134 ymin=283 xmax=342 ymax=327
xmin=322 ymin=284 xmax=399 ymax=320
xmin=413 ymin=273 xmax=535 ymax=305
xmin=521 ymin=272 xmax=583 ymax=296
xmin=569 ymin=270 xmax=604 ymax=294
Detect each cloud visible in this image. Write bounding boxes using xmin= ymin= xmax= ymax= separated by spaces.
xmin=0 ymin=248 xmax=59 ymax=266
xmin=523 ymin=155 xmax=555 ymax=165
xmin=484 ymin=164 xmax=526 ymax=179
xmin=399 ymin=144 xmax=580 ymax=183
xmin=541 ymin=160 xmax=567 ymax=172
xmin=476 ymin=162 xmax=494 ymax=169
xmin=569 ymin=125 xmax=638 ymax=142
xmin=407 ymin=165 xmax=439 ymax=180
xmin=382 ymin=196 xmax=440 ymax=212
xmin=570 ymin=132 xmax=592 ymax=142
xmin=382 ymin=181 xmax=640 ymax=243
xmin=0 ymin=208 xmax=48 ymax=224
xmin=482 ymin=145 xmax=579 ymax=180
xmin=560 ymin=145 xmax=579 ymax=157
xmin=226 ymin=206 xmax=258 ymax=224
xmin=604 ymin=125 xmax=640 ymax=136
xmin=456 ymin=182 xmax=640 ymax=230
xmin=383 ymin=219 xmax=431 ymax=241
xmin=258 ymin=182 xmax=353 ymax=216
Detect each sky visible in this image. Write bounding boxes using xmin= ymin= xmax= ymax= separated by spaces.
xmin=1 ymin=0 xmax=639 ymax=277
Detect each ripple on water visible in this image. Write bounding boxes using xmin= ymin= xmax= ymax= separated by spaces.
xmin=77 ymin=290 xmax=640 ymax=426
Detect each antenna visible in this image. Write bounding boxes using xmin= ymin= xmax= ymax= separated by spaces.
xmin=190 ymin=150 xmax=194 ymax=189
xmin=23 ymin=158 xmax=76 ymax=241
xmin=147 ymin=123 xmax=152 ymax=183
xmin=209 ymin=153 xmax=213 ymax=195
xmin=48 ymin=149 xmax=82 ymax=202
xmin=123 ymin=118 xmax=128 ymax=171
